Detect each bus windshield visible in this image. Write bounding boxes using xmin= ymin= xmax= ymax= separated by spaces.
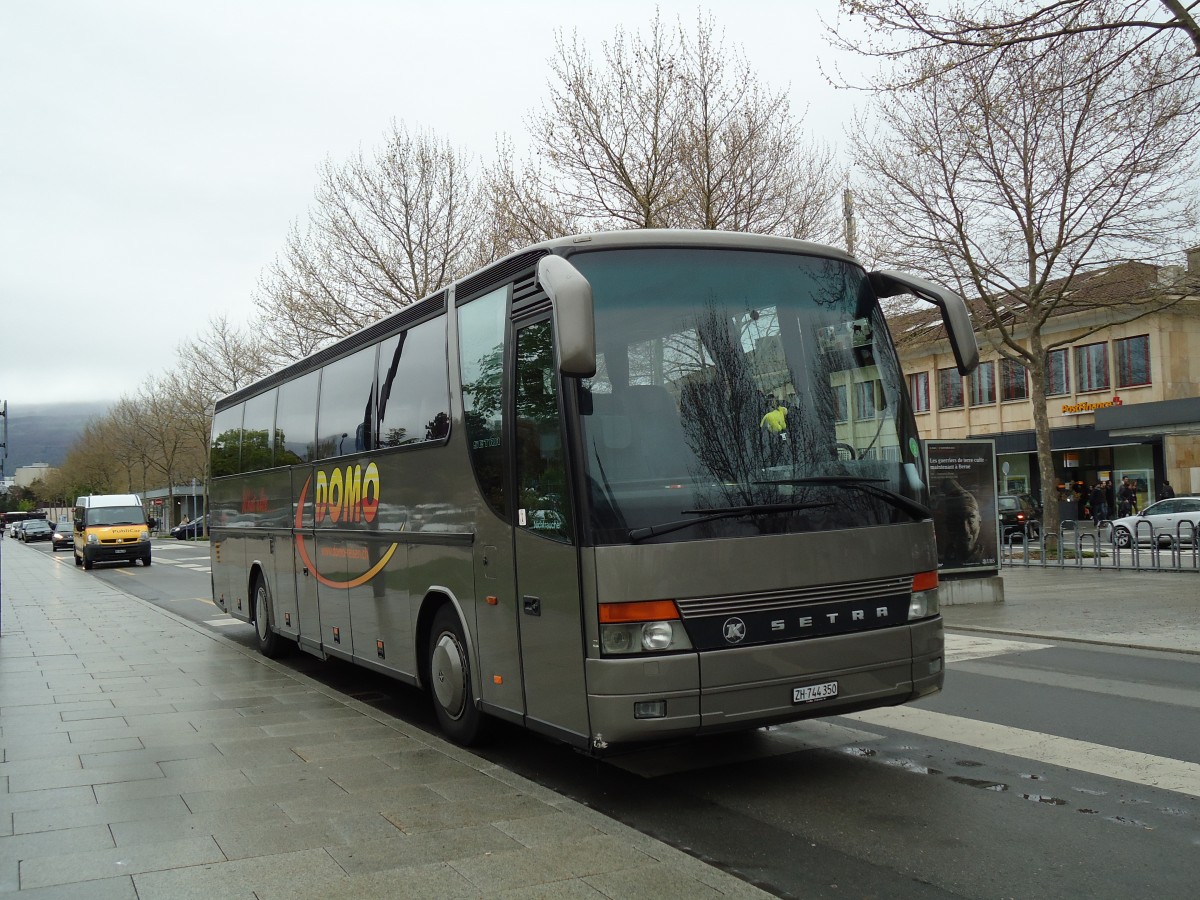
xmin=568 ymin=247 xmax=926 ymax=545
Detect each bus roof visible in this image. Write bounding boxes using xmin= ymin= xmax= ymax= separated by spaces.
xmin=215 ymin=230 xmax=859 ymax=413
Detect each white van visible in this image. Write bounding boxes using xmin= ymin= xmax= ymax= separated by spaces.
xmin=73 ymin=494 xmax=151 ymax=569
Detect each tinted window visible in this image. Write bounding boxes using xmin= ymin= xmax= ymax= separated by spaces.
xmin=316 ymin=346 xmax=378 ymax=459
xmin=459 ymin=286 xmax=509 ymax=518
xmin=515 ymin=319 xmax=573 ymax=543
xmin=378 ymin=316 xmax=450 ymax=447
xmin=240 ymin=389 xmax=277 ymax=473
xmin=275 ymin=370 xmax=320 ymax=465
xmin=210 ymin=405 xmax=244 ymax=477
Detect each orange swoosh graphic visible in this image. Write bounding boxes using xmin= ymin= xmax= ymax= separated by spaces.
xmin=295 ymin=474 xmax=399 ymax=589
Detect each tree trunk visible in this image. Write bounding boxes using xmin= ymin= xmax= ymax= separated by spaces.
xmin=1028 ymin=335 xmax=1059 ymax=549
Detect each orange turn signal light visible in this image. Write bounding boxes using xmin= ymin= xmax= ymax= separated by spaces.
xmin=599 ymin=599 xmax=680 ymax=623
xmin=911 ymin=570 xmax=939 ymax=592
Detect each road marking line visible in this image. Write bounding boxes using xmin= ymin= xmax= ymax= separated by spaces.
xmin=944 ymin=634 xmax=1052 ymax=663
xmin=847 ymin=706 xmax=1200 ymax=799
xmin=205 ymin=617 xmax=244 ymax=627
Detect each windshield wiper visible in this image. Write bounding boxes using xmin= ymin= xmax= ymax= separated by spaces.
xmin=756 ymin=476 xmax=932 ymax=521
xmin=627 ymin=501 xmax=833 ymax=543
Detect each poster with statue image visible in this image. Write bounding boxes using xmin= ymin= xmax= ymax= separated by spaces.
xmin=925 ymin=439 xmax=999 ymax=574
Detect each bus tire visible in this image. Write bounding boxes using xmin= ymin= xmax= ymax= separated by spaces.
xmin=428 ymin=605 xmax=488 ymax=746
xmin=73 ymin=551 xmax=82 ymax=567
xmin=253 ymin=575 xmax=284 ymax=659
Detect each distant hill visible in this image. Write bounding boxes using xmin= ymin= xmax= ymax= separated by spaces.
xmin=2 ymin=401 xmax=110 ymax=473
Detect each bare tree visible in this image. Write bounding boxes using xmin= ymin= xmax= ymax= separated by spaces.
xmin=179 ymin=314 xmax=273 ymax=401
xmin=255 ymin=122 xmax=484 ymax=360
xmin=829 ymin=1 xmax=1200 ymax=88
xmin=531 ymin=14 xmax=687 ymax=229
xmin=672 ymin=13 xmax=844 ymax=241
xmin=851 ymin=25 xmax=1200 ymax=536
xmin=478 ymin=137 xmax=581 ymax=259
xmin=527 ymin=11 xmax=844 ymax=239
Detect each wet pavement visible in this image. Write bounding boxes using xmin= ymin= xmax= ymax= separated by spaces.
xmin=0 ymin=542 xmax=768 ymax=899
xmin=1 ymin=538 xmax=1196 ymax=897
xmin=945 ymin=565 xmax=1200 ymax=655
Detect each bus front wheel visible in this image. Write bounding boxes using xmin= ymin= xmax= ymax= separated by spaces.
xmin=253 ymin=576 xmax=284 ymax=659
xmin=428 ymin=605 xmax=488 ymax=746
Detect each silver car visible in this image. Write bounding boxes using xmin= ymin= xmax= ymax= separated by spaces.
xmin=1110 ymin=497 xmax=1200 ymax=548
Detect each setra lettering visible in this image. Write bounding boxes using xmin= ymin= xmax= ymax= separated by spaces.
xmin=797 ymin=606 xmax=893 ymax=630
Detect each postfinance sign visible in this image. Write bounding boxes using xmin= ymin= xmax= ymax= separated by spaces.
xmin=294 ymin=461 xmax=398 ymax=588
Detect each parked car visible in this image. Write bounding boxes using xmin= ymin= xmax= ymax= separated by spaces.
xmin=19 ymin=519 xmax=54 ymax=543
xmin=1110 ymin=497 xmax=1200 ymax=548
xmin=51 ymin=521 xmax=74 ymax=551
xmin=171 ymin=515 xmax=208 ymax=539
xmin=998 ymin=493 xmax=1040 ymax=539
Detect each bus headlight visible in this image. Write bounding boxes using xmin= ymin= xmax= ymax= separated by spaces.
xmin=138 ymin=530 xmax=150 ymax=542
xmin=641 ymin=621 xmax=675 ymax=650
xmin=598 ymin=600 xmax=693 ymax=656
xmin=87 ymin=534 xmax=99 ymax=544
xmin=908 ymin=570 xmax=940 ymax=620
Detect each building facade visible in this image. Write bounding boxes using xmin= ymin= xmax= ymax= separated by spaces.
xmin=893 ymin=255 xmax=1200 ymax=521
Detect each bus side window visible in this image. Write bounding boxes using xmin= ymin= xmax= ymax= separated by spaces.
xmin=459 ymin=286 xmax=509 ymax=519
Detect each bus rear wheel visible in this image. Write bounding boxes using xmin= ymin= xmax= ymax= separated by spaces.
xmin=253 ymin=576 xmax=284 ymax=659
xmin=427 ymin=605 xmax=488 ymax=746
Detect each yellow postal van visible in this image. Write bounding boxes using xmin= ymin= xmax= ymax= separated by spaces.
xmin=73 ymin=494 xmax=151 ymax=569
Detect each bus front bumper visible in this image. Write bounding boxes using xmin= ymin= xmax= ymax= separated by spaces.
xmin=585 ymin=619 xmax=943 ymax=747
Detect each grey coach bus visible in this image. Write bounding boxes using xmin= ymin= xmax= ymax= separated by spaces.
xmin=209 ymin=230 xmax=978 ymax=752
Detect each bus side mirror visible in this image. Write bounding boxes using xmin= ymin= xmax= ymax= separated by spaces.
xmin=537 ymin=255 xmax=597 ymax=378
xmin=870 ymin=270 xmax=980 ymax=375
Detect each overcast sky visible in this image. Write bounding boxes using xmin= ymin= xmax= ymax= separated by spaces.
xmin=1 ymin=0 xmax=860 ymax=408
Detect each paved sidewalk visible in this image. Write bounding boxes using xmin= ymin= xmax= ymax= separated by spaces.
xmin=943 ymin=565 xmax=1200 ymax=655
xmin=0 ymin=541 xmax=767 ymax=899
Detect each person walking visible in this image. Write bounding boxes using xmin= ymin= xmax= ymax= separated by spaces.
xmin=1117 ymin=477 xmax=1137 ymax=518
xmin=1089 ymin=482 xmax=1107 ymax=526
xmin=1161 ymin=480 xmax=1176 ymax=499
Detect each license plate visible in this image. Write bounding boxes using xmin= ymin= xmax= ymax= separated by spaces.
xmin=793 ymin=681 xmax=838 ymax=704
xmin=114 ymin=548 xmax=126 ymax=554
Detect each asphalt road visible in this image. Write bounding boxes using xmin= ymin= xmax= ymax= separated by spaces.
xmin=36 ymin=539 xmax=1200 ymax=899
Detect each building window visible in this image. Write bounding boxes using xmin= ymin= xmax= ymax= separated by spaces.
xmin=908 ymin=372 xmax=930 ymax=412
xmin=833 ymin=383 xmax=849 ymax=422
xmin=855 ymin=380 xmax=880 ymax=420
xmin=1075 ymin=342 xmax=1110 ymax=393
xmin=1000 ymin=358 xmax=1028 ymax=402
xmin=1046 ymin=349 xmax=1070 ymax=396
xmin=968 ymin=361 xmax=996 ymax=406
xmin=938 ymin=367 xmax=963 ymax=409
xmin=1114 ymin=335 xmax=1150 ymax=387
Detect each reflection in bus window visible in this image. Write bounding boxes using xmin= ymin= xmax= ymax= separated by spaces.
xmin=378 ymin=316 xmax=450 ymax=447
xmin=316 ymin=346 xmax=378 ymax=459
xmin=274 ymin=370 xmax=320 ymax=465
xmin=515 ymin=319 xmax=574 ymax=543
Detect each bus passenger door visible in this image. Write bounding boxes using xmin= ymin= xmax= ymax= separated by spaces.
xmin=511 ymin=318 xmax=589 ymax=741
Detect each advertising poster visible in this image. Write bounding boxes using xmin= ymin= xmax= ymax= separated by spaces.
xmin=925 ymin=439 xmax=999 ymax=574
